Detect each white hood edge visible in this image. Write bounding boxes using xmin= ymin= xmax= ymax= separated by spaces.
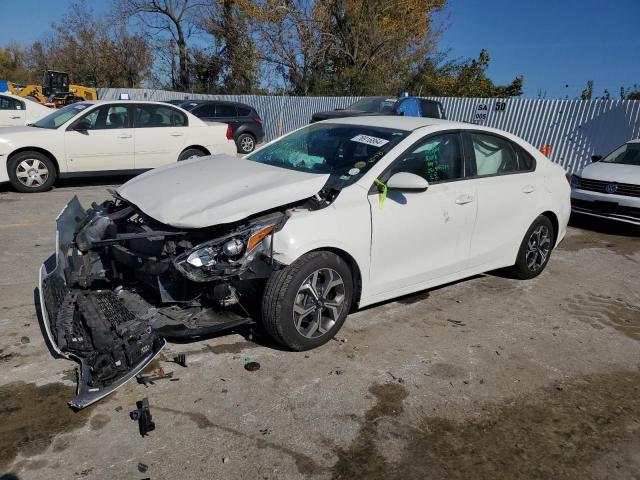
xmin=117 ymin=154 xmax=330 ymax=229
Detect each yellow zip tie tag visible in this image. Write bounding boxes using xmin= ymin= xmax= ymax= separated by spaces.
xmin=373 ymin=179 xmax=387 ymax=209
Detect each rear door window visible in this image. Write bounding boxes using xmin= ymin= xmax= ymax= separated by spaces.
xmin=237 ymin=106 xmax=251 ymax=117
xmin=0 ymin=96 xmax=23 ymax=110
xmin=193 ymin=104 xmax=216 ymax=118
xmin=469 ymin=132 xmax=535 ymax=176
xmin=215 ymin=104 xmax=237 ymax=118
xmin=135 ymin=104 xmax=188 ymax=127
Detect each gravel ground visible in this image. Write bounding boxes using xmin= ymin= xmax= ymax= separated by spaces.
xmin=0 ymin=178 xmax=639 ymax=480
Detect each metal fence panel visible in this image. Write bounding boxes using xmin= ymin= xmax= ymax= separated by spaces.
xmin=99 ymin=88 xmax=640 ymax=172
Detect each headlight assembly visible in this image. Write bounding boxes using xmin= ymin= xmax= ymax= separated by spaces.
xmin=175 ymin=220 xmax=282 ymax=282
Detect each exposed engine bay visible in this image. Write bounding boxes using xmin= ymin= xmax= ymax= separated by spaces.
xmin=38 ymin=189 xmax=338 ymax=409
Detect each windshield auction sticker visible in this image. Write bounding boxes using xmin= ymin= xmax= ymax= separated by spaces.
xmin=351 ymin=134 xmax=389 ymax=147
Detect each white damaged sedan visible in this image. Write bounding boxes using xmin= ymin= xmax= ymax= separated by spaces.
xmin=39 ymin=116 xmax=570 ymax=407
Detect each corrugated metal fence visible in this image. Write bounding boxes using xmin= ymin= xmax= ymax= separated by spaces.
xmin=99 ymin=88 xmax=640 ymax=173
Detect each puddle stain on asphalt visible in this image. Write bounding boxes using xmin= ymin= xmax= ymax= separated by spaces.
xmin=563 ymin=293 xmax=640 ymax=341
xmin=331 ymin=371 xmax=640 ymax=480
xmin=559 ymin=229 xmax=639 ymax=257
xmin=155 ymin=405 xmax=328 ymax=476
xmin=331 ymin=383 xmax=409 ymax=479
xmin=0 ymin=382 xmax=92 ymax=470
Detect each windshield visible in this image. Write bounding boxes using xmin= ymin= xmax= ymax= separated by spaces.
xmin=601 ymin=142 xmax=640 ymax=166
xmin=32 ymin=102 xmax=91 ymax=129
xmin=246 ymin=123 xmax=409 ymax=185
xmin=348 ymin=97 xmax=397 ymax=113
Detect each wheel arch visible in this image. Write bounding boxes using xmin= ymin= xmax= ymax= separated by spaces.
xmin=306 ymin=246 xmax=363 ymax=311
xmin=8 ymin=147 xmax=60 ymax=177
xmin=181 ymin=145 xmax=210 ymax=156
xmin=540 ymin=210 xmax=559 ymax=246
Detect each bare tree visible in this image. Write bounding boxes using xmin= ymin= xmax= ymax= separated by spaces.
xmin=117 ymin=0 xmax=206 ymax=90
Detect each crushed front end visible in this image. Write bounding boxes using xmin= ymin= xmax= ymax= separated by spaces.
xmin=39 ymin=194 xmax=286 ymax=409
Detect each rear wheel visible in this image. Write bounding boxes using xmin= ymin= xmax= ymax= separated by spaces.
xmin=510 ymin=216 xmax=554 ymax=279
xmin=236 ymin=133 xmax=256 ymax=154
xmin=8 ymin=151 xmax=56 ymax=193
xmin=262 ymin=251 xmax=353 ymax=351
xmin=178 ymin=148 xmax=206 ymax=161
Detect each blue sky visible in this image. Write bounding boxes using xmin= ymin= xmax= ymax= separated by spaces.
xmin=1 ymin=0 xmax=639 ymax=98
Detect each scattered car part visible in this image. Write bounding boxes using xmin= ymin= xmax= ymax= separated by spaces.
xmin=174 ymin=354 xmax=187 ymax=368
xmin=244 ymin=361 xmax=261 ymax=372
xmin=136 ymin=367 xmax=175 ymax=387
xmin=130 ymin=398 xmax=155 ymax=437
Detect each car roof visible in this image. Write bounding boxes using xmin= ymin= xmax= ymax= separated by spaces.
xmin=316 ymin=115 xmax=464 ymax=131
xmin=177 ymin=99 xmax=251 ymax=108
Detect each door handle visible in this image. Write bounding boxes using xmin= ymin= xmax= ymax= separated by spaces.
xmin=118 ymin=133 xmax=132 ymax=139
xmin=170 ymin=132 xmax=184 ymax=137
xmin=10 ymin=115 xmax=21 ymax=119
xmin=522 ymin=185 xmax=535 ymax=194
xmin=455 ymin=194 xmax=474 ymax=205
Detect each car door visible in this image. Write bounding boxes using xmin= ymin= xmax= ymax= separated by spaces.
xmin=133 ymin=104 xmax=188 ymax=169
xmin=368 ymin=132 xmax=478 ymax=297
xmin=463 ymin=130 xmax=542 ymax=267
xmin=0 ymin=95 xmax=26 ymax=126
xmin=64 ymin=103 xmax=135 ymax=172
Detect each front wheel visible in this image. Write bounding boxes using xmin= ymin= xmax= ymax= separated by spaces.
xmin=510 ymin=216 xmax=555 ymax=279
xmin=8 ymin=151 xmax=57 ymax=193
xmin=261 ymin=251 xmax=353 ymax=351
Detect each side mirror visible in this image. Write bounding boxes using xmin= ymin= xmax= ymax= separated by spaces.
xmin=71 ymin=120 xmax=91 ymax=131
xmin=386 ymin=172 xmax=429 ymax=192
xmin=591 ymin=155 xmax=602 ymax=162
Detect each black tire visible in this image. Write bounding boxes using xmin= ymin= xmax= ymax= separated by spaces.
xmin=8 ymin=151 xmax=57 ymax=193
xmin=262 ymin=251 xmax=353 ymax=351
xmin=510 ymin=215 xmax=555 ymax=279
xmin=178 ymin=148 xmax=206 ymax=161
xmin=236 ymin=133 xmax=256 ymax=154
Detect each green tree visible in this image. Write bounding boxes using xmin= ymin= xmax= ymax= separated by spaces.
xmin=580 ymin=80 xmax=593 ymax=100
xmin=407 ymin=49 xmax=524 ymax=98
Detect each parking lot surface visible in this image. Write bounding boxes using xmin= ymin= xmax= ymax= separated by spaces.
xmin=1 ymin=179 xmax=639 ymax=479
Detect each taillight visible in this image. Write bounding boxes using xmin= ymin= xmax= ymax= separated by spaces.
xmin=565 ymin=173 xmax=572 ymax=183
xmin=226 ymin=125 xmax=233 ymax=140
xmin=252 ymin=115 xmax=262 ymax=125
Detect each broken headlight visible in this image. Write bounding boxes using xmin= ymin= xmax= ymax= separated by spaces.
xmin=175 ymin=223 xmax=278 ymax=281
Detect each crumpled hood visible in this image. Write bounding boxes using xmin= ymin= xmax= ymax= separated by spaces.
xmin=117 ymin=154 xmax=329 ymax=228
xmin=580 ymin=162 xmax=640 ymax=184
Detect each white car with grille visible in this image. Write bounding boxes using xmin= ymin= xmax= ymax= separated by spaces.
xmin=570 ymin=139 xmax=640 ymax=225
xmin=38 ymin=116 xmax=571 ymax=408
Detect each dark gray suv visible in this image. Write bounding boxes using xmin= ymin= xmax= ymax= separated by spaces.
xmin=179 ymin=100 xmax=265 ymax=153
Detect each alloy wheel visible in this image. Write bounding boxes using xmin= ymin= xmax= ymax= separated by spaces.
xmin=240 ymin=136 xmax=255 ymax=152
xmin=16 ymin=159 xmax=49 ymax=188
xmin=293 ymin=268 xmax=346 ymax=339
xmin=525 ymin=225 xmax=551 ymax=272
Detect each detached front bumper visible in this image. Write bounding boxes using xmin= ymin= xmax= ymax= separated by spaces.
xmin=38 ymin=197 xmax=166 ymax=409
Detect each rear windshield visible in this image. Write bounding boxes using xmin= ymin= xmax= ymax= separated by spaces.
xmin=602 ymin=142 xmax=640 ymax=166
xmin=247 ymin=123 xmax=409 ymax=186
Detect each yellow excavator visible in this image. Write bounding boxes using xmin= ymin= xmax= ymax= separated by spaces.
xmin=4 ymin=70 xmax=97 ymax=107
